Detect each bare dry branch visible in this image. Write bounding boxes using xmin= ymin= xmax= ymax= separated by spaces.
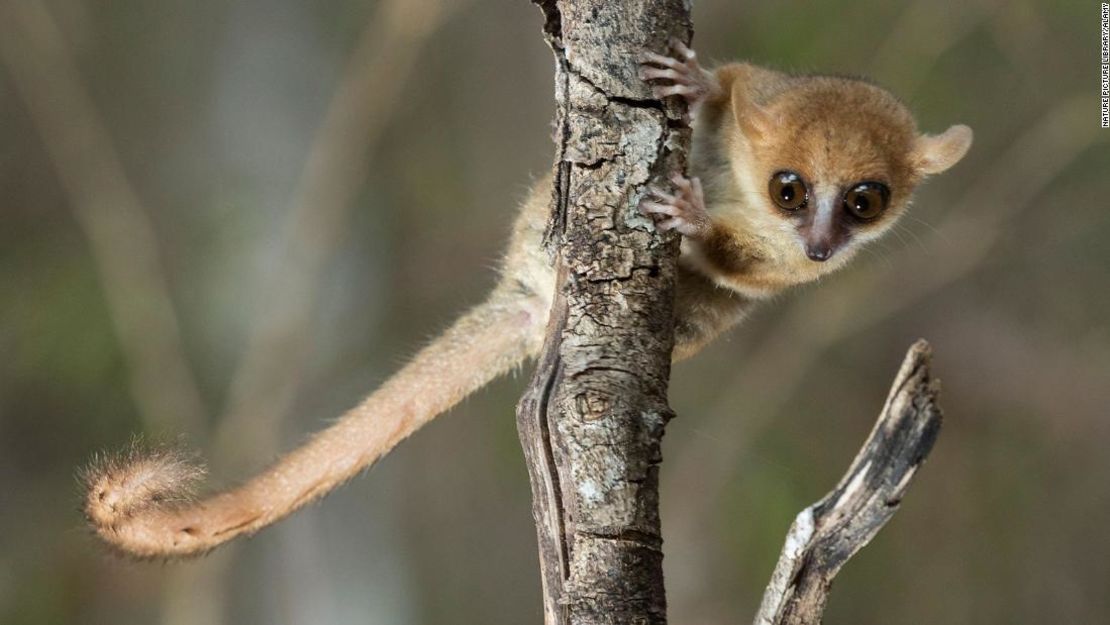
xmin=754 ymin=340 xmax=942 ymax=625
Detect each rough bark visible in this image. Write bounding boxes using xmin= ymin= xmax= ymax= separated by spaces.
xmin=754 ymin=340 xmax=943 ymax=625
xmin=516 ymin=1 xmax=692 ymax=624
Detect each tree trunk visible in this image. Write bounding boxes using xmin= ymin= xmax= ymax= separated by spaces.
xmin=516 ymin=1 xmax=692 ymax=624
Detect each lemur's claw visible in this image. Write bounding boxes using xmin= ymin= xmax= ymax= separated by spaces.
xmin=638 ymin=174 xmax=711 ymax=238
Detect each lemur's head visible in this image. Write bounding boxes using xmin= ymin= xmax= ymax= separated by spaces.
xmin=733 ymin=75 xmax=972 ymax=268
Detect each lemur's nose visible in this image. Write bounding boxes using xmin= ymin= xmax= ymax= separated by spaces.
xmin=805 ymin=243 xmax=833 ymax=262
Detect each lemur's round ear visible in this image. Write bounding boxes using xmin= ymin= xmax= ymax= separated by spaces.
xmin=731 ymin=83 xmax=773 ymax=140
xmin=914 ymin=124 xmax=973 ymax=175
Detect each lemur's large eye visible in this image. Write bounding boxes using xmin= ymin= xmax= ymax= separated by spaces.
xmin=843 ymin=182 xmax=890 ymax=220
xmin=769 ymin=171 xmax=807 ymax=211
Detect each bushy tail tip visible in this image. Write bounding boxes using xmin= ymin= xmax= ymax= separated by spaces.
xmin=80 ymin=441 xmax=205 ymax=531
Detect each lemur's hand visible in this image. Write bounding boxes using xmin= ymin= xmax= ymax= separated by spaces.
xmin=640 ymin=40 xmax=719 ymax=119
xmin=639 ymin=174 xmax=712 ymax=239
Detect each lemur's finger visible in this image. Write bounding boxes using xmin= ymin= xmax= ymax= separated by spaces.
xmin=639 ymin=67 xmax=683 ymax=82
xmin=670 ymin=38 xmax=696 ymax=61
xmin=691 ymin=177 xmax=706 ymax=202
xmin=653 ymin=84 xmax=697 ymax=99
xmin=656 ymin=218 xmax=684 ymax=232
xmin=639 ymin=201 xmax=680 ymax=217
xmin=640 ymin=51 xmax=682 ymax=69
xmin=670 ymin=173 xmax=693 ymax=191
xmin=647 ymin=186 xmax=677 ymax=202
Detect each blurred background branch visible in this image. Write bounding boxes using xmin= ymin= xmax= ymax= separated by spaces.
xmin=2 ymin=1 xmax=456 ymax=624
xmin=0 ymin=0 xmax=207 ymax=436
xmin=212 ymin=0 xmax=458 ymax=470
xmin=164 ymin=0 xmax=457 ymax=623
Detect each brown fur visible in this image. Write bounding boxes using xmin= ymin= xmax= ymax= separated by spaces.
xmin=82 ymin=58 xmax=971 ymax=558
xmin=680 ymin=62 xmax=970 ymax=297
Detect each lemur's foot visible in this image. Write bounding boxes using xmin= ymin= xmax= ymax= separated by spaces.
xmin=639 ymin=39 xmax=719 ymax=118
xmin=639 ymin=174 xmax=711 ymax=238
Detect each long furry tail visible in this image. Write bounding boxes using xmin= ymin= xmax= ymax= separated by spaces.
xmin=83 ymin=289 xmax=542 ymax=558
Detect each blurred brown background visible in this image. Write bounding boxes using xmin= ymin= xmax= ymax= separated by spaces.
xmin=1 ymin=0 xmax=1107 ymax=623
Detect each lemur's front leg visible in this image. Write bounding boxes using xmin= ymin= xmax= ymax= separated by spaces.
xmin=638 ymin=41 xmax=718 ymax=238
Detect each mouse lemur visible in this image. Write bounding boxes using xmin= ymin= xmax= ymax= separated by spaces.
xmin=83 ymin=41 xmax=972 ymax=558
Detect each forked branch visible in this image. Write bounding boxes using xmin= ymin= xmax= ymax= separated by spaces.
xmin=754 ymin=339 xmax=943 ymax=625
